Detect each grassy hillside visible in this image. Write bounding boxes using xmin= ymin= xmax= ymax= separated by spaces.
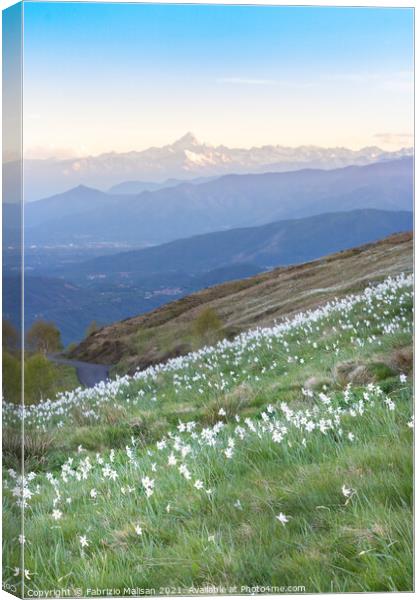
xmin=70 ymin=232 xmax=413 ymax=374
xmin=2 ymin=270 xmax=413 ymax=594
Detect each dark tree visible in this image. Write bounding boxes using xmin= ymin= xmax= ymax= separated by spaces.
xmin=3 ymin=320 xmax=19 ymax=351
xmin=26 ymin=320 xmax=62 ymax=355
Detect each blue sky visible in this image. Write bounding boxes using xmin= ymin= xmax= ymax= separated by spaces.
xmin=3 ymin=2 xmax=22 ymax=161
xmin=22 ymin=2 xmax=414 ymax=156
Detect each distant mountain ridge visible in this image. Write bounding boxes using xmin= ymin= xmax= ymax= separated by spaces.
xmin=24 ymin=157 xmax=413 ymax=246
xmin=61 ymin=209 xmax=413 ymax=281
xmin=8 ymin=209 xmax=412 ymax=344
xmin=108 ymin=175 xmax=216 ymax=195
xmin=8 ymin=132 xmax=413 ymax=200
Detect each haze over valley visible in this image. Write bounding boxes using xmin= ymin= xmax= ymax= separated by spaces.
xmin=3 ymin=139 xmax=414 ymax=344
xmin=17 ymin=151 xmax=413 ymax=246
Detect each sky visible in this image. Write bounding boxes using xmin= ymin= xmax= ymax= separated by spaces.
xmin=21 ymin=2 xmax=414 ymax=158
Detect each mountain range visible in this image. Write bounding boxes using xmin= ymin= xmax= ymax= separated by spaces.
xmin=22 ymin=157 xmax=413 ymax=246
xmin=4 ymin=209 xmax=413 ymax=344
xmin=5 ymin=132 xmax=413 ymax=201
xmin=2 ymin=138 xmax=414 ymax=348
xmin=108 ymin=175 xmax=216 ymax=195
xmin=60 ymin=209 xmax=413 ymax=282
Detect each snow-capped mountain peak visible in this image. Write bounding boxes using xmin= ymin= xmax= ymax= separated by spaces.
xmin=21 ymin=134 xmax=413 ymax=201
xmin=171 ymin=132 xmax=200 ymax=149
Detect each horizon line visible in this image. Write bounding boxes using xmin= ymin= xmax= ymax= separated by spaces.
xmin=20 ymin=133 xmax=414 ymax=162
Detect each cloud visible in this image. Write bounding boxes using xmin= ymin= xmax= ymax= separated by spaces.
xmin=322 ymin=70 xmax=413 ymax=93
xmin=24 ymin=145 xmax=81 ymax=160
xmin=217 ymin=71 xmax=414 ymax=92
xmin=217 ymin=77 xmax=277 ymax=86
xmin=373 ymin=132 xmax=413 ymax=146
xmin=216 ymin=77 xmax=316 ymax=89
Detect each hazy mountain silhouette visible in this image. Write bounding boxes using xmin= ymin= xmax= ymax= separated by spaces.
xmin=25 ymin=158 xmax=413 ymax=246
xmin=10 ymin=133 xmax=412 ymax=200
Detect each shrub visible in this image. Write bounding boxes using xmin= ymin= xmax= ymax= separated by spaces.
xmin=85 ymin=320 xmax=101 ymax=337
xmin=24 ymin=353 xmax=57 ymax=404
xmin=2 ymin=351 xmax=21 ymax=404
xmin=66 ymin=342 xmax=79 ymax=354
xmin=2 ymin=320 xmax=19 ymax=351
xmin=26 ymin=320 xmax=63 ymax=354
xmin=193 ymin=307 xmax=223 ymax=345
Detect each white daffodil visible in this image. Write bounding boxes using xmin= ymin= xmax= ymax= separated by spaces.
xmin=168 ymin=453 xmax=177 ymax=466
xmin=224 ymin=447 xmax=234 ymax=459
xmin=341 ymin=484 xmax=352 ymax=498
xmin=276 ymin=512 xmax=290 ymax=526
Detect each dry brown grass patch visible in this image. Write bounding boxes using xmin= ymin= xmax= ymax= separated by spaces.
xmin=333 ymin=361 xmax=373 ymax=386
xmin=3 ymin=428 xmax=55 ymax=467
xmin=202 ymin=383 xmax=255 ymax=425
xmin=386 ymin=345 xmax=413 ymax=374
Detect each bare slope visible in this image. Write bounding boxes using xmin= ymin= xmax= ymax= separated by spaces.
xmin=69 ymin=232 xmax=413 ymax=373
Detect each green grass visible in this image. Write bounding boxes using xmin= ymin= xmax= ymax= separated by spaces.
xmin=2 ymin=275 xmax=413 ymax=596
xmin=53 ymin=363 xmax=80 ymax=393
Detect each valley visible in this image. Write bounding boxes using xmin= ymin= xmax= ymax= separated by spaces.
xmin=69 ymin=232 xmax=413 ymax=374
xmin=2 ymin=154 xmax=414 ymax=345
xmin=3 ymin=209 xmax=413 ymax=345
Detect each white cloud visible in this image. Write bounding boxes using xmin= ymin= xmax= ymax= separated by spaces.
xmin=322 ymin=70 xmax=413 ymax=92
xmin=373 ymin=132 xmax=413 ymax=146
xmin=23 ymin=145 xmax=81 ymax=160
xmin=217 ymin=77 xmax=277 ymax=86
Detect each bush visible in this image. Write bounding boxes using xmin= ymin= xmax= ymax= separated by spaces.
xmin=26 ymin=320 xmax=62 ymax=354
xmin=66 ymin=342 xmax=78 ymax=354
xmin=24 ymin=354 xmax=57 ymax=404
xmin=3 ymin=320 xmax=19 ymax=352
xmin=2 ymin=351 xmax=21 ymax=404
xmin=86 ymin=320 xmax=101 ymax=337
xmin=193 ymin=307 xmax=223 ymax=345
